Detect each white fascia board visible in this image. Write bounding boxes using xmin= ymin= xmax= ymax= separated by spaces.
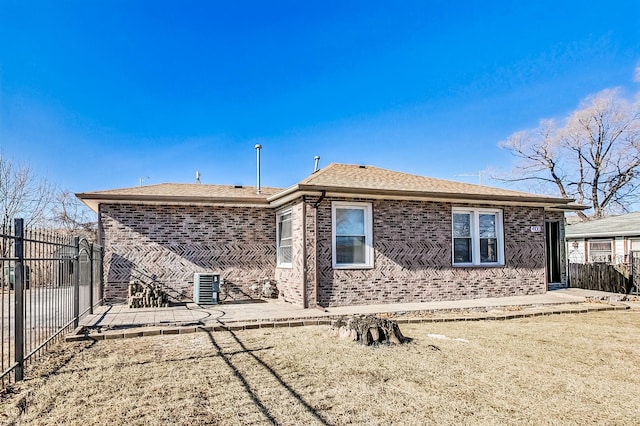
xmin=321 ymin=192 xmax=559 ymax=208
xmin=567 ymin=231 xmax=640 ymax=239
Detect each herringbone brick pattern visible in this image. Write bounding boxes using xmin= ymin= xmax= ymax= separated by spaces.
xmin=99 ymin=197 xmax=561 ymax=308
xmin=101 ymin=204 xmax=276 ymax=302
xmin=275 ymin=202 xmax=304 ymax=305
xmin=314 ymin=198 xmax=549 ymax=307
xmin=304 ymin=199 xmax=318 ymax=306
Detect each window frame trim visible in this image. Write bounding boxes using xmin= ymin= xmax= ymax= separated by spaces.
xmin=276 ymin=208 xmax=293 ymax=268
xmin=588 ymin=238 xmax=613 ymax=263
xmin=331 ymin=201 xmax=374 ymax=269
xmin=452 ymin=207 xmax=505 ymax=267
xmin=588 ymin=239 xmax=612 ymax=252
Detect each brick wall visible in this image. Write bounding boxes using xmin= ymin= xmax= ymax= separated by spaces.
xmin=99 ymin=198 xmax=562 ymax=307
xmin=313 ymin=198 xmax=548 ymax=307
xmin=274 ymin=202 xmax=305 ymax=305
xmin=304 ymin=198 xmax=318 ymax=307
xmin=99 ymin=204 xmax=276 ymax=303
xmin=273 ymin=199 xmax=321 ymax=307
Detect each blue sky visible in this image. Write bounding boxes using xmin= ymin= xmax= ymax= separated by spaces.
xmin=1 ymin=1 xmax=638 ymax=193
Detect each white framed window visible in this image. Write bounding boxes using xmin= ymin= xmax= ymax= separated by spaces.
xmin=332 ymin=201 xmax=373 ymax=269
xmin=588 ymin=239 xmax=612 ymax=263
xmin=452 ymin=208 xmax=504 ymax=266
xmin=276 ymin=209 xmax=292 ymax=267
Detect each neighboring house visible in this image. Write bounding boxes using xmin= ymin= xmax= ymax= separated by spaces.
xmin=566 ymin=212 xmax=640 ymax=264
xmin=76 ymin=163 xmax=582 ymax=308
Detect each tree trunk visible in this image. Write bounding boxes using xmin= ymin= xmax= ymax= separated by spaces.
xmin=331 ymin=315 xmax=409 ymax=346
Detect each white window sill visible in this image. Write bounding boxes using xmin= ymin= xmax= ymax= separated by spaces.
xmin=332 ymin=264 xmax=374 ymax=270
xmin=452 ymin=263 xmax=505 ymax=268
xmin=276 ymin=264 xmax=293 ymax=269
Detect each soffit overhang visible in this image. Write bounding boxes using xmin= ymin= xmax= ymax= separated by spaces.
xmin=78 ymin=185 xmax=585 ymax=212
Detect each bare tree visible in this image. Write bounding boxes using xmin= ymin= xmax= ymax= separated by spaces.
xmin=0 ymin=154 xmax=97 ymax=238
xmin=499 ymin=88 xmax=640 ymax=220
xmin=51 ymin=191 xmax=97 ymax=239
xmin=0 ymin=154 xmax=57 ymax=230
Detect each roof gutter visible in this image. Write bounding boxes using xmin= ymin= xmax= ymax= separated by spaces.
xmin=566 ymin=231 xmax=640 ymax=239
xmin=76 ymin=184 xmax=586 ymax=212
xmin=267 ymin=184 xmax=301 ymax=202
xmin=279 ymin=185 xmax=579 ymax=209
xmin=75 ymin=193 xmax=272 ymax=213
xmin=545 ymin=204 xmax=590 ymax=212
xmin=76 ymin=193 xmax=271 ymax=205
xmin=268 ymin=190 xmax=325 ymax=209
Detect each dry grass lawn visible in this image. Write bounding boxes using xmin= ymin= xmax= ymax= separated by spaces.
xmin=2 ymin=309 xmax=640 ymax=425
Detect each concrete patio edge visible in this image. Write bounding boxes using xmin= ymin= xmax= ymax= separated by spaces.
xmin=66 ymin=288 xmax=638 ymax=342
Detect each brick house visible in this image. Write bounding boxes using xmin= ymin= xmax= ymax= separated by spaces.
xmin=76 ymin=163 xmax=581 ymax=307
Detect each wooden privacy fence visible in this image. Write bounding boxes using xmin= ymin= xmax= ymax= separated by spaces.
xmin=568 ymin=262 xmax=632 ymax=294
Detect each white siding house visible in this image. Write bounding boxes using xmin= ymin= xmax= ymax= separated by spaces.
xmin=566 ymin=212 xmax=640 ymax=264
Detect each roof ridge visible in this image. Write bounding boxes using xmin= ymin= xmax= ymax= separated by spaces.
xmin=86 ymin=182 xmax=284 ymax=195
xmin=301 ymin=162 xmax=547 ymax=197
xmin=77 ymin=162 xmax=582 ymax=212
xmin=361 ymin=164 xmax=496 ymax=189
xmin=298 ymin=162 xmax=340 ymax=184
xmin=567 ymin=210 xmax=640 ymax=225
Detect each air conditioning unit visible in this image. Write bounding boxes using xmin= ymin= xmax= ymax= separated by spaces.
xmin=194 ymin=273 xmax=220 ymax=304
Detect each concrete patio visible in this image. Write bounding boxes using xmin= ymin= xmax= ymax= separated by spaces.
xmin=68 ymin=288 xmax=638 ymax=341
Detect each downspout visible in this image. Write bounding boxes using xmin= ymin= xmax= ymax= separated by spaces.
xmin=313 ymin=190 xmax=326 ymax=208
xmin=97 ymin=204 xmax=103 ymax=247
xmin=97 ymin=203 xmax=105 ymax=304
xmin=302 ymin=196 xmax=307 ymax=308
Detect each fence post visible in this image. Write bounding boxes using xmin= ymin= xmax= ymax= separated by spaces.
xmin=89 ymin=242 xmax=94 ymax=315
xmin=630 ymin=251 xmax=636 ymax=295
xmin=99 ymin=246 xmax=104 ymax=305
xmin=14 ymin=218 xmax=24 ymax=382
xmin=73 ymin=236 xmax=80 ymax=328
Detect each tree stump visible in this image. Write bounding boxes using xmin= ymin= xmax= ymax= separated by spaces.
xmin=331 ymin=315 xmax=409 ymax=346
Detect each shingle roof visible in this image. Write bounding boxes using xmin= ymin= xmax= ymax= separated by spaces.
xmin=77 ymin=163 xmax=581 ymax=211
xmin=276 ymin=163 xmax=574 ymax=205
xmin=85 ymin=183 xmax=282 ymax=199
xmin=76 ymin=183 xmax=283 ymax=212
xmin=566 ymin=212 xmax=640 ymax=238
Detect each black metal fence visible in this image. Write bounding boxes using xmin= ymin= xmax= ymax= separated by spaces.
xmin=0 ymin=218 xmax=102 ymax=389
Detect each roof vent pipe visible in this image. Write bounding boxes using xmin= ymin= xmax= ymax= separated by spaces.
xmin=255 ymin=144 xmax=262 ymax=194
xmin=195 ymin=170 xmax=201 ymax=184
xmin=313 ymin=155 xmax=320 ymax=172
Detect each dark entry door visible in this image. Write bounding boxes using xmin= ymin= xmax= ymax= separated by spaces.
xmin=545 ymin=221 xmax=561 ymax=284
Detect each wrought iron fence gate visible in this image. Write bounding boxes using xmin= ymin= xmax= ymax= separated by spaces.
xmin=1 ymin=218 xmax=102 ymax=389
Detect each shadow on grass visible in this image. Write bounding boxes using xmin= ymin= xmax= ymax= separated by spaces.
xmin=200 ymin=325 xmax=331 ymax=426
xmin=40 ymin=344 xmax=274 ymax=377
xmin=200 ymin=327 xmax=279 ymax=424
xmin=9 ymin=338 xmax=99 ymax=420
xmin=85 ymin=305 xmax=113 ymax=327
xmin=36 ymin=338 xmax=98 ymax=379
